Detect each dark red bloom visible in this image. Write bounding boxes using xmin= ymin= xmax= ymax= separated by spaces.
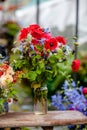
xmin=31 ymin=28 xmax=44 ymax=39
xmin=56 ymin=36 xmax=66 ymax=45
xmin=42 ymin=32 xmax=52 ymax=39
xmin=0 ymin=71 xmax=3 ymax=76
xmin=12 ymin=77 xmax=17 ymax=83
xmin=71 ymin=59 xmax=80 ymax=72
xmin=8 ymin=99 xmax=12 ymax=103
xmin=28 ymin=24 xmax=43 ymax=39
xmin=18 ymin=28 xmax=29 ymax=41
xmin=32 ymin=39 xmax=38 ymax=45
xmin=28 ymin=24 xmax=52 ymax=40
xmin=45 ymin=38 xmax=58 ymax=51
xmin=82 ymin=87 xmax=87 ymax=95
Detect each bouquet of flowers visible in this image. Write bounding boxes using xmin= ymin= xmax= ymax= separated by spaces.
xmin=11 ymin=24 xmax=76 ymax=114
xmin=0 ymin=62 xmax=19 ymax=113
xmin=12 ymin=24 xmax=74 ymax=87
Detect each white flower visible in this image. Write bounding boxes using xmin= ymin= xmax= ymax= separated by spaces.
xmin=6 ymin=66 xmax=14 ymax=75
xmin=0 ymin=74 xmax=13 ymax=87
xmin=0 ymin=66 xmax=14 ymax=88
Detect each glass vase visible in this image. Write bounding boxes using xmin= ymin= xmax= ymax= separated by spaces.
xmin=33 ymin=84 xmax=48 ymax=115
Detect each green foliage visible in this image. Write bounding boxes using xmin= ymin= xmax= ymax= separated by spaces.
xmin=12 ymin=45 xmax=73 ymax=89
xmin=21 ymin=127 xmax=30 ymax=130
xmin=0 ymin=84 xmax=17 ymax=110
xmin=76 ymin=52 xmax=87 ymax=86
xmin=34 ymin=87 xmax=48 ymax=104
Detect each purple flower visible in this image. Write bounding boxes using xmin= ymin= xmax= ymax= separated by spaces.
xmin=51 ymin=80 xmax=87 ymax=117
xmin=51 ymin=94 xmax=67 ymax=110
xmin=71 ymin=81 xmax=76 ymax=87
xmin=62 ymin=80 xmax=69 ymax=89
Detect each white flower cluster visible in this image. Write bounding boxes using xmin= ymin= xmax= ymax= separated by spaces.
xmin=0 ymin=64 xmax=14 ymax=88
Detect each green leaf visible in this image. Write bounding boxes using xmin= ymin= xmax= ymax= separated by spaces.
xmin=38 ymin=60 xmax=45 ymax=70
xmin=27 ymin=34 xmax=32 ymax=42
xmin=36 ymin=69 xmax=41 ymax=74
xmin=48 ymin=55 xmax=57 ymax=64
xmin=29 ymin=71 xmax=37 ymax=81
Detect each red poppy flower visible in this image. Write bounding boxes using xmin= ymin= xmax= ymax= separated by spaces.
xmin=18 ymin=28 xmax=29 ymax=41
xmin=71 ymin=59 xmax=80 ymax=72
xmin=43 ymin=32 xmax=52 ymax=39
xmin=31 ymin=28 xmax=44 ymax=39
xmin=56 ymin=36 xmax=66 ymax=45
xmin=32 ymin=39 xmax=38 ymax=45
xmin=28 ymin=24 xmax=41 ymax=32
xmin=27 ymin=24 xmax=43 ymax=39
xmin=45 ymin=38 xmax=58 ymax=51
xmin=82 ymin=87 xmax=87 ymax=95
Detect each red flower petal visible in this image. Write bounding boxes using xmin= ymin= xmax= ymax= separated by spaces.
xmin=0 ymin=71 xmax=3 ymax=76
xmin=82 ymin=87 xmax=87 ymax=95
xmin=56 ymin=36 xmax=66 ymax=45
xmin=28 ymin=24 xmax=41 ymax=31
xmin=18 ymin=27 xmax=29 ymax=41
xmin=71 ymin=59 xmax=80 ymax=72
xmin=45 ymin=38 xmax=58 ymax=51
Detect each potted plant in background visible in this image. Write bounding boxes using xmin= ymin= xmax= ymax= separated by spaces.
xmin=11 ymin=24 xmax=74 ymax=115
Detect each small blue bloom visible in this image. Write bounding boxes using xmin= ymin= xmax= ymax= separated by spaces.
xmin=43 ymin=28 xmax=50 ymax=33
xmin=62 ymin=80 xmax=68 ymax=89
xmin=71 ymin=81 xmax=76 ymax=87
xmin=30 ymin=44 xmax=34 ymax=50
xmin=79 ymin=86 xmax=83 ymax=93
xmin=63 ymin=45 xmax=72 ymax=55
xmin=37 ymin=39 xmax=45 ymax=45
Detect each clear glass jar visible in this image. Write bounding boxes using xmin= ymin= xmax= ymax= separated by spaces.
xmin=34 ymin=84 xmax=48 ymax=115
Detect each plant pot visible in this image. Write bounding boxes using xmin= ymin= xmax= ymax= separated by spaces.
xmin=33 ymin=84 xmax=48 ymax=115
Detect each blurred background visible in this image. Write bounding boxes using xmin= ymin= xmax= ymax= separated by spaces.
xmin=0 ymin=0 xmax=87 ymax=130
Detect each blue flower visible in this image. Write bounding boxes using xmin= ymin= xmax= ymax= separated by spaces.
xmin=63 ymin=45 xmax=72 ymax=55
xmin=71 ymin=81 xmax=76 ymax=87
xmin=62 ymin=80 xmax=68 ymax=89
xmin=30 ymin=44 xmax=34 ymax=50
xmin=43 ymin=28 xmax=50 ymax=33
xmin=38 ymin=38 xmax=45 ymax=45
xmin=51 ymin=79 xmax=87 ymax=130
xmin=51 ymin=94 xmax=67 ymax=110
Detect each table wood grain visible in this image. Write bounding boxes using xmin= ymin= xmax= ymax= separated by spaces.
xmin=0 ymin=111 xmax=87 ymax=128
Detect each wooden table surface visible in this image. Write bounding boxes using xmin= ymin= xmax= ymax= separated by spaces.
xmin=0 ymin=111 xmax=87 ymax=128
